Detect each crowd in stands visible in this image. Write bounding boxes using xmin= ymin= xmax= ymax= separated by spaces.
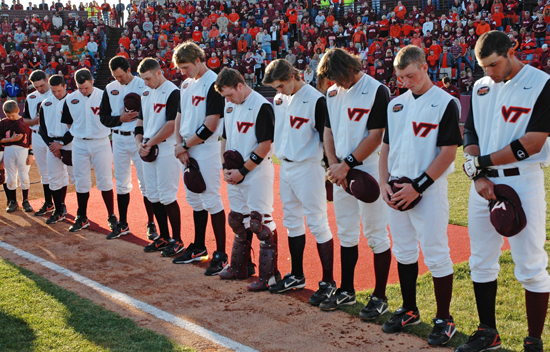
xmin=2 ymin=0 xmax=550 ymax=101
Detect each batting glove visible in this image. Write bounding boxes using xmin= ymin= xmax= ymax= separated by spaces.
xmin=463 ymin=153 xmax=482 ymax=180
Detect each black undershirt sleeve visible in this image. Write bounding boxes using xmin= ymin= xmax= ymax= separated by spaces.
xmin=383 ymin=124 xmax=389 ymax=144
xmin=99 ymin=90 xmax=122 ymax=128
xmin=437 ymin=100 xmax=463 ymax=146
xmin=366 ymin=85 xmax=390 ymax=130
xmin=255 ymin=103 xmax=275 ymax=143
xmin=205 ymin=83 xmax=225 ymax=118
xmin=60 ymin=101 xmax=73 ymax=125
xmin=165 ymin=90 xmax=180 ymax=121
xmin=324 ymin=91 xmax=333 ymax=129
xmin=22 ymin=99 xmax=31 ymax=120
xmin=38 ymin=106 xmax=53 ymax=145
xmin=526 ymin=80 xmax=550 ymax=133
xmin=464 ymin=95 xmax=475 ymax=131
xmin=314 ymin=97 xmax=328 ymax=142
xmin=222 ymin=123 xmax=226 ymax=139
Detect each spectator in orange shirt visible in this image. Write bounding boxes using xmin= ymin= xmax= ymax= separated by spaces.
xmin=237 ymin=35 xmax=247 ymax=59
xmin=380 ymin=16 xmax=390 ymax=37
xmin=206 ymin=52 xmax=221 ymax=72
xmin=492 ymin=8 xmax=505 ymax=31
xmin=118 ymin=33 xmax=130 ymax=50
xmin=116 ymin=46 xmax=129 ymax=59
xmin=427 ymin=49 xmax=439 ymax=81
xmin=228 ymin=8 xmax=239 ymax=24
xmin=394 ymin=1 xmax=407 ymax=20
xmin=476 ymin=18 xmax=491 ymax=36
xmin=410 ymin=32 xmax=422 ymax=47
xmin=390 ymin=20 xmax=402 ymax=39
xmin=352 ymin=25 xmax=367 ymax=49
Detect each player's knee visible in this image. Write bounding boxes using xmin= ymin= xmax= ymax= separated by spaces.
xmin=393 ymin=249 xmax=420 ymax=266
xmin=204 ymin=197 xmax=224 ymax=215
xmin=338 ymin=234 xmax=360 ymax=248
xmin=517 ymin=269 xmax=550 ymax=292
xmin=285 ymin=224 xmax=306 ymax=238
xmin=313 ymin=229 xmax=333 ymax=244
xmin=368 ymin=235 xmax=392 ymax=254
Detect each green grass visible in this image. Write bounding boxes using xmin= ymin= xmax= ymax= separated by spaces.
xmin=348 ymin=243 xmax=550 ymax=351
xmin=0 ymin=258 xmax=192 ymax=352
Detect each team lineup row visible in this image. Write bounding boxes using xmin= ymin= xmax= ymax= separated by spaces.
xmin=1 ymin=30 xmax=548 ymax=352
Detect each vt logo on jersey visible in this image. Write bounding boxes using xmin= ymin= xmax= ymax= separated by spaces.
xmin=153 ymin=103 xmax=166 ymax=113
xmin=412 ymin=122 xmax=438 ymax=137
xmin=237 ymin=121 xmax=254 ymax=133
xmin=501 ymin=106 xmax=531 ymax=123
xmin=192 ymin=95 xmax=205 ymax=106
xmin=347 ymin=108 xmax=370 ymax=122
xmin=91 ymin=107 xmax=100 ymax=115
xmin=289 ymin=116 xmax=309 ymax=129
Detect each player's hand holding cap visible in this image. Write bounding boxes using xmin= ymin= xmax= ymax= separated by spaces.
xmin=184 ymin=157 xmax=206 ymax=193
xmin=140 ymin=144 xmax=159 ymax=162
xmin=389 ymin=177 xmax=422 ymax=211
xmin=124 ymin=92 xmax=141 ymax=112
xmin=60 ymin=149 xmax=72 ymax=166
xmin=489 ymin=184 xmax=527 ymax=237
xmin=223 ymin=150 xmax=246 ymax=184
xmin=344 ymin=169 xmax=380 ymax=203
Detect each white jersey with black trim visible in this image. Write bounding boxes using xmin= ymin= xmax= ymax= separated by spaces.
xmin=66 ymin=88 xmax=109 ymax=139
xmin=26 ymin=89 xmax=53 ymax=131
xmin=273 ymin=83 xmax=323 ymax=162
xmin=179 ymin=70 xmax=223 ymax=143
xmin=387 ymin=86 xmax=459 ymax=179
xmin=224 ymin=90 xmax=273 ymax=159
xmin=42 ymin=95 xmax=68 ymax=137
xmin=471 ymin=64 xmax=550 ymax=168
xmin=326 ymin=74 xmax=387 ymax=168
xmin=105 ymin=76 xmax=146 ymax=132
xmin=142 ymin=80 xmax=179 ymax=143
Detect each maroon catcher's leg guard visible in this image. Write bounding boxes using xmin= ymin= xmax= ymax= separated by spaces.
xmin=219 ymin=211 xmax=251 ymax=280
xmin=248 ymin=211 xmax=280 ymax=290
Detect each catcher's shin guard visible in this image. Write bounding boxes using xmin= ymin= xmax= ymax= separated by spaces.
xmin=222 ymin=211 xmax=251 ymax=280
xmin=250 ymin=211 xmax=278 ymax=284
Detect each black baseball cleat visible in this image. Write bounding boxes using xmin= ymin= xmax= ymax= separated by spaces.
xmin=428 ymin=316 xmax=457 ymax=346
xmin=523 ymin=336 xmax=543 ymax=352
xmin=69 ymin=216 xmax=90 ymax=232
xmin=106 ymin=224 xmax=121 ymax=240
xmin=146 ymin=222 xmax=158 ymax=240
xmin=382 ymin=307 xmax=421 ymax=333
xmin=162 ymin=239 xmax=185 ymax=257
xmin=269 ymin=273 xmax=306 ymax=294
xmin=144 ymin=237 xmax=170 ymax=252
xmin=107 ymin=214 xmax=117 ymax=230
xmin=22 ymin=200 xmax=33 ymax=212
xmin=455 ymin=324 xmax=502 ymax=351
xmin=319 ymin=289 xmax=356 ymax=311
xmin=118 ymin=222 xmax=130 ymax=235
xmin=6 ymin=200 xmax=19 ymax=213
xmin=172 ymin=243 xmax=208 ymax=263
xmin=359 ymin=294 xmax=389 ymax=321
xmin=309 ymin=281 xmax=337 ymax=306
xmin=204 ymin=251 xmax=228 ymax=276
xmin=34 ymin=202 xmax=54 ymax=216
xmin=46 ymin=212 xmax=66 ymax=224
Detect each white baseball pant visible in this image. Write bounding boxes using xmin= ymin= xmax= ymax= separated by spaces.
xmin=46 ymin=144 xmax=73 ymax=191
xmin=4 ymin=146 xmax=30 ymax=190
xmin=142 ymin=141 xmax=180 ymax=205
xmin=112 ymin=132 xmax=147 ymax=196
xmin=72 ymin=137 xmax=114 ymax=193
xmin=32 ymin=131 xmax=49 ymax=184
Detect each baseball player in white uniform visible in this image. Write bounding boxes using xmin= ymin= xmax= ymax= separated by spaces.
xmin=379 ymin=45 xmax=462 ymax=347
xmin=99 ymin=56 xmax=156 ymax=240
xmin=315 ymin=48 xmax=393 ymax=316
xmin=172 ymin=42 xmax=228 ymax=276
xmin=459 ymin=31 xmax=550 ymax=352
xmin=38 ymin=74 xmax=73 ymax=224
xmin=262 ymin=59 xmax=336 ymax=305
xmin=23 ymin=70 xmax=54 ymax=216
xmin=135 ymin=58 xmax=183 ymax=257
xmin=215 ymin=67 xmax=280 ymax=292
xmin=60 ymin=68 xmax=118 ymax=234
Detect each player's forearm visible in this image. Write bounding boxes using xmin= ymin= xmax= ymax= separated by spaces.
xmin=464 ymin=144 xmax=480 ymax=156
xmin=174 ymin=112 xmax=183 ymax=144
xmin=425 ymin=145 xmax=457 ymax=180
xmin=185 ymin=114 xmax=220 ymax=148
xmin=221 ymin=138 xmax=226 ymax=165
xmin=323 ymin=127 xmax=338 ymax=165
xmin=351 ymin=128 xmax=383 ymax=162
xmin=149 ymin=120 xmax=175 ymax=145
xmin=242 ymin=140 xmax=271 ymax=172
xmin=379 ymin=142 xmax=391 ymax=184
xmin=482 ymin=131 xmax=549 ymax=166
xmin=23 ymin=117 xmax=38 ymax=126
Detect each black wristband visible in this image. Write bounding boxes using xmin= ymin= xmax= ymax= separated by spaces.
xmin=238 ymin=166 xmax=250 ymax=177
xmin=473 ymin=171 xmax=486 ymax=182
xmin=196 ymin=123 xmax=214 ymax=140
xmin=476 ymin=155 xmax=494 ymax=168
xmin=412 ymin=172 xmax=434 ymax=194
xmin=182 ymin=140 xmax=190 ymax=150
xmin=28 ymin=149 xmax=33 ymax=156
xmin=249 ymin=152 xmax=263 ymax=165
xmin=134 ymin=126 xmax=144 ymax=136
xmin=510 ymin=139 xmax=529 ymax=161
xmin=344 ymin=153 xmax=362 ymax=169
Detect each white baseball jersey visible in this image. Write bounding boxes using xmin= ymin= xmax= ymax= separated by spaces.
xmin=178 ymin=69 xmax=224 ymax=143
xmin=469 ymin=64 xmax=550 ymax=168
xmin=224 ymin=90 xmax=274 ymax=160
xmin=386 ymin=86 xmax=460 ymax=179
xmin=273 ymin=83 xmax=324 ymax=162
xmin=325 ymin=74 xmax=388 ymax=168
xmin=141 ymin=80 xmax=179 ymax=144
xmin=101 ymin=76 xmax=146 ymax=132
xmin=23 ymin=89 xmax=53 ymax=131
xmin=39 ymin=94 xmax=69 ymax=139
xmin=61 ymin=88 xmax=110 ymax=139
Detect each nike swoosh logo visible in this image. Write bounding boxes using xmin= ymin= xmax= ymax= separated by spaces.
xmin=362 ymin=92 xmax=369 ymax=94
xmin=376 ymin=305 xmax=384 ymax=313
xmin=192 ymin=250 xmax=206 ymax=258
xmin=336 ymin=295 xmax=350 ymax=305
xmin=524 ymin=86 xmax=532 ymax=89
xmin=431 ymin=104 xmax=438 ymax=107
xmin=284 ymin=280 xmax=296 ymax=288
xmin=248 ymin=108 xmax=253 ymax=110
xmin=303 ymin=101 xmax=308 ymax=103
xmin=402 ymin=314 xmax=417 ymax=325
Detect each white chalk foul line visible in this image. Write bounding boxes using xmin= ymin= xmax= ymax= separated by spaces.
xmin=0 ymin=240 xmax=258 ymax=352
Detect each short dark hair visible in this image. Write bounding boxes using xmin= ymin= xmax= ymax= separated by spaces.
xmin=394 ymin=45 xmax=426 ymax=70
xmin=48 ymin=74 xmax=65 ymax=87
xmin=442 ymin=76 xmax=450 ymax=84
xmin=75 ymin=68 xmax=93 ymax=84
xmin=263 ymin=59 xmax=301 ymax=85
xmin=109 ymin=56 xmax=130 ymax=72
xmin=214 ymin=67 xmax=245 ymax=92
xmin=316 ymin=48 xmax=361 ymax=86
xmin=29 ymin=69 xmax=47 ymax=82
xmin=138 ymin=58 xmax=160 ymax=74
xmin=475 ymin=30 xmax=512 ymax=59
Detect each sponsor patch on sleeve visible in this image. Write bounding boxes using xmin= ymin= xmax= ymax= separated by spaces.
xmin=226 ymin=106 xmax=233 ymax=114
xmin=111 ymin=90 xmax=119 ymax=95
xmin=393 ymin=103 xmax=403 ymax=112
xmin=182 ymin=82 xmax=188 ymax=89
xmin=142 ymin=91 xmax=149 ymax=96
xmin=29 ymin=95 xmax=36 ymax=99
xmin=328 ymin=90 xmax=337 ymax=98
xmin=477 ymin=86 xmax=490 ymax=96
xmin=275 ymin=98 xmax=283 ymax=105
xmin=44 ymin=101 xmax=52 ymax=106
xmin=71 ymin=99 xmax=80 ymax=104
